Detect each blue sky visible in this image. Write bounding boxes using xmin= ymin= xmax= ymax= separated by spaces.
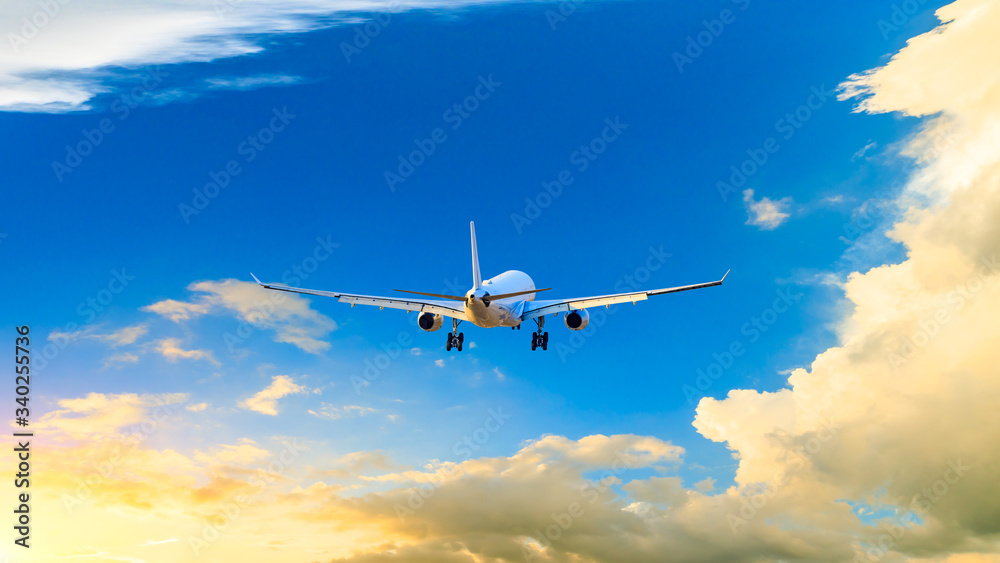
xmin=9 ymin=0 xmax=999 ymax=561
xmin=3 ymin=0 xmax=939 ymax=480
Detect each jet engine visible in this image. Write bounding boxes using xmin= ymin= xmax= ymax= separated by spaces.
xmin=564 ymin=309 xmax=590 ymax=331
xmin=418 ymin=312 xmax=444 ymax=332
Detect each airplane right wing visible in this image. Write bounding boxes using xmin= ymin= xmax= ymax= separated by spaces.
xmin=251 ymin=275 xmax=468 ymax=320
xmin=521 ymin=270 xmax=729 ymax=321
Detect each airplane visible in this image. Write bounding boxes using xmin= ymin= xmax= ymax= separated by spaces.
xmin=252 ymin=222 xmax=728 ymax=351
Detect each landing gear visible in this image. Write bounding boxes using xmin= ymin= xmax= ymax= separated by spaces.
xmin=447 ymin=319 xmax=464 ymax=352
xmin=530 ymin=317 xmax=549 ymax=351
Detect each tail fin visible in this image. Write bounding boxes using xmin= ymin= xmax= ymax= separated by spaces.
xmin=470 ymin=221 xmax=482 ymax=289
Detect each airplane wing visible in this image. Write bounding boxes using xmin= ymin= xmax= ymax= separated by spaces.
xmin=521 ymin=270 xmax=729 ymax=321
xmin=251 ymin=274 xmax=468 ymax=320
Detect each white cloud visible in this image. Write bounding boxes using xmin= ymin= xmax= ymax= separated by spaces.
xmin=145 ymin=279 xmax=336 ymax=354
xmin=742 ymin=188 xmax=793 ymax=230
xmin=0 ymin=0 xmax=558 ymax=113
xmin=434 ymin=359 xmax=445 ymax=368
xmin=239 ymin=375 xmax=307 ymax=415
xmin=154 ymin=338 xmax=220 ymax=366
xmin=851 ymin=140 xmax=878 ymax=161
xmin=50 ymin=323 xmax=148 ymax=346
xmin=307 ymin=403 xmax=376 ymax=420
xmin=103 ymin=352 xmax=139 ymax=368
xmin=493 ymin=366 xmax=505 ymax=382
xmin=185 ymin=402 xmax=209 ymax=412
xmin=142 ymin=299 xmax=210 ymax=322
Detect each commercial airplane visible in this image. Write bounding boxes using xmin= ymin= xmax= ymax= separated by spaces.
xmin=252 ymin=222 xmax=728 ymax=351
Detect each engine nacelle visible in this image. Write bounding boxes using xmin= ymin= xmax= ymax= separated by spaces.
xmin=418 ymin=312 xmax=444 ymax=332
xmin=564 ymin=309 xmax=590 ymax=331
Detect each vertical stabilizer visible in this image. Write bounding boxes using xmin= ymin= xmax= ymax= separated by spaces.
xmin=470 ymin=221 xmax=482 ymax=289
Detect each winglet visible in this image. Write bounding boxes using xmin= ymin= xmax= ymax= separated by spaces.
xmin=721 ymin=269 xmax=731 ymax=283
xmin=251 ymin=272 xmax=263 ymax=285
xmin=471 ymin=221 xmax=482 ymax=290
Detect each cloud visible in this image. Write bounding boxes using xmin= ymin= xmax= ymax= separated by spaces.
xmin=194 ymin=438 xmax=271 ymax=465
xmin=434 ymin=359 xmax=445 ymax=368
xmin=145 ymin=279 xmax=336 ymax=353
xmin=186 ymin=402 xmax=210 ymax=412
xmin=693 ymin=477 xmax=715 ymax=492
xmin=154 ymin=337 xmax=220 ymax=366
xmin=36 ymin=391 xmax=189 ymax=440
xmin=742 ymin=188 xmax=793 ymax=230
xmin=142 ymin=299 xmax=211 ymax=321
xmin=103 ymin=352 xmax=140 ymax=368
xmin=493 ymin=367 xmax=505 ymax=382
xmin=50 ymin=323 xmax=148 ymax=346
xmin=204 ymin=74 xmax=302 ymax=90
xmin=317 ymin=451 xmax=396 ymax=479
xmin=239 ymin=375 xmax=307 ymax=415
xmin=851 ymin=140 xmax=879 ymax=161
xmin=0 ymin=0 xmax=558 ymax=113
xmin=307 ymin=403 xmax=376 ymax=420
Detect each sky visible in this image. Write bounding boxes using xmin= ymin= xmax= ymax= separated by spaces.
xmin=2 ymin=0 xmax=1000 ymax=561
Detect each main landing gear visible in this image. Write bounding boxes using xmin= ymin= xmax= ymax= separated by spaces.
xmin=530 ymin=316 xmax=548 ymax=351
xmin=446 ymin=318 xmax=464 ymax=352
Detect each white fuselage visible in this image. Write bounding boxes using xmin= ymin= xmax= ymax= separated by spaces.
xmin=463 ymin=270 xmax=536 ymax=328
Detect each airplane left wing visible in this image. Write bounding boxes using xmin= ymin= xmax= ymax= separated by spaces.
xmin=521 ymin=270 xmax=729 ymax=321
xmin=251 ymin=274 xmax=468 ymax=320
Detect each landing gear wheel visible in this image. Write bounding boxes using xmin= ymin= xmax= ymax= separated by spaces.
xmin=531 ymin=334 xmax=537 ymax=351
xmin=458 ymin=333 xmax=464 ymax=343
xmin=542 ymin=332 xmax=548 ymax=351
xmin=446 ymin=332 xmax=453 ymax=351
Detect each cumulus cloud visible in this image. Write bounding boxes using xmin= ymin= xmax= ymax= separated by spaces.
xmin=239 ymin=374 xmax=308 ymax=415
xmin=145 ymin=279 xmax=336 ymax=353
xmin=742 ymin=188 xmax=793 ymax=230
xmin=0 ymin=0 xmax=556 ymax=113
